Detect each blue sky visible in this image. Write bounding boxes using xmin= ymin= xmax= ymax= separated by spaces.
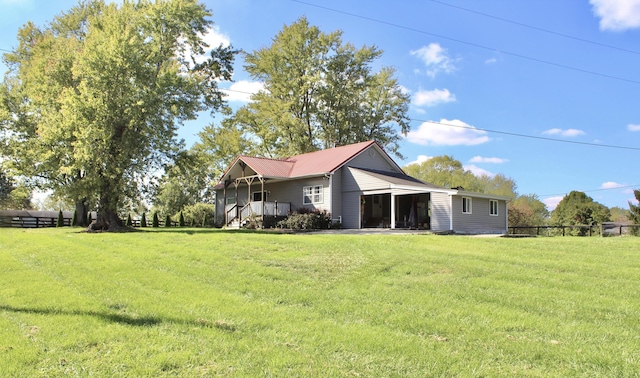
xmin=2 ymin=0 xmax=640 ymax=211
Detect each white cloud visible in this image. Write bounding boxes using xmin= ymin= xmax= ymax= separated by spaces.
xmin=201 ymin=25 xmax=231 ymax=49
xmin=542 ymin=128 xmax=586 ymax=137
xmin=590 ymin=0 xmax=640 ymax=31
xmin=485 ymin=57 xmax=498 ymax=64
xmin=469 ymin=156 xmax=508 ymax=164
xmin=406 ymin=154 xmax=433 ymax=166
xmin=628 ymin=123 xmax=640 ymax=131
xmin=543 ymin=196 xmax=564 ymax=211
xmin=223 ymin=80 xmax=264 ymax=103
xmin=413 ymin=88 xmax=456 ymax=107
xmin=600 ymin=181 xmax=626 ymax=189
xmin=406 ymin=119 xmax=490 ymax=146
xmin=410 ymin=43 xmax=457 ymax=77
xmin=464 ymin=164 xmax=494 ymax=177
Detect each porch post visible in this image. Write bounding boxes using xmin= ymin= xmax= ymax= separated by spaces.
xmin=261 ymin=178 xmax=265 ymax=228
xmin=390 ymin=194 xmax=396 ymax=229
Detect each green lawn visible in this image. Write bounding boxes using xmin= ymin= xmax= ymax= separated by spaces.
xmin=1 ymin=228 xmax=639 ymax=377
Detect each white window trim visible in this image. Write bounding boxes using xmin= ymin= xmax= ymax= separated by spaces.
xmin=252 ymin=191 xmax=267 ymax=202
xmin=462 ymin=197 xmax=472 ymax=214
xmin=303 ymin=185 xmax=323 ymax=205
xmin=226 ymin=197 xmax=236 ymax=205
xmin=490 ymin=200 xmax=499 ymax=216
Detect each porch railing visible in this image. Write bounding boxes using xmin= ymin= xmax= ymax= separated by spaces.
xmin=226 ymin=201 xmax=291 ymax=226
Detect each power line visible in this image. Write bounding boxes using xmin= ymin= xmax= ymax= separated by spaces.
xmin=410 ymin=118 xmax=640 ymax=151
xmin=292 ymin=0 xmax=640 ymax=85
xmin=427 ymin=0 xmax=640 ymax=56
xmin=539 ymin=184 xmax=639 ymax=199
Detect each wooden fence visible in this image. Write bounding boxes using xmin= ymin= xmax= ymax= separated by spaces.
xmin=0 ymin=215 xmax=180 ymax=228
xmin=508 ymin=224 xmax=640 ymax=237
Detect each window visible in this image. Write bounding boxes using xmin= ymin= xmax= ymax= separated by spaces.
xmin=252 ymin=191 xmax=267 ymax=201
xmin=462 ymin=197 xmax=472 ymax=214
xmin=303 ymin=185 xmax=323 ymax=204
xmin=226 ymin=197 xmax=236 ymax=205
xmin=490 ymin=200 xmax=498 ymax=216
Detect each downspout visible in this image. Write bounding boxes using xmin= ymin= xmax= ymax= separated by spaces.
xmin=449 ymin=194 xmax=454 ymax=232
xmin=261 ymin=178 xmax=265 ymax=228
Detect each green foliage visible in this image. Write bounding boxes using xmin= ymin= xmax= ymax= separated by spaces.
xmin=56 ymin=209 xmax=64 ymax=227
xmin=176 ymin=203 xmax=215 ymax=228
xmin=403 ymin=155 xmax=517 ymax=198
xmin=152 ymin=150 xmax=217 ymax=217
xmin=164 ymin=214 xmax=172 ymax=228
xmin=87 ymin=212 xmax=93 ymax=224
xmin=2 ymin=229 xmax=640 ymax=376
xmin=550 ymin=191 xmax=611 ymax=236
xmin=126 ymin=214 xmax=133 ymax=227
xmin=179 ymin=211 xmax=185 ymax=227
xmin=1 ymin=0 xmax=236 ymax=230
xmin=0 ymin=169 xmax=32 ymax=210
xmin=152 ymin=212 xmax=159 ymax=228
xmin=71 ymin=209 xmax=78 ymax=226
xmin=218 ymin=16 xmax=410 ymax=159
xmin=277 ymin=209 xmax=332 ymax=230
xmin=508 ymin=194 xmax=550 ymax=228
xmin=140 ymin=213 xmax=147 ymax=228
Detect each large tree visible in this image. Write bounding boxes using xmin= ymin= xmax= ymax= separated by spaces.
xmin=508 ymin=194 xmax=549 ymax=228
xmin=0 ymin=168 xmax=32 ymax=210
xmin=215 ymin=16 xmax=409 ymax=159
xmin=1 ymin=0 xmax=235 ymax=230
xmin=550 ymin=191 xmax=610 ymax=235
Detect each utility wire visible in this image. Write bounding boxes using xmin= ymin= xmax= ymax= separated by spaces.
xmin=539 ymin=184 xmax=639 ymax=198
xmin=292 ymin=0 xmax=640 ymax=85
xmin=410 ymin=118 xmax=640 ymax=151
xmin=221 ymin=87 xmax=640 ymax=152
xmin=427 ymin=0 xmax=640 ymax=56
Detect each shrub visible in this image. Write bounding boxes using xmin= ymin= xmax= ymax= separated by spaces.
xmin=71 ymin=210 xmax=78 ymax=226
xmin=176 ymin=203 xmax=215 ymax=228
xmin=152 ymin=212 xmax=159 ymax=228
xmin=179 ymin=211 xmax=185 ymax=227
xmin=165 ymin=215 xmax=171 ymax=228
xmin=140 ymin=213 xmax=147 ymax=227
xmin=126 ymin=214 xmax=133 ymax=227
xmin=277 ymin=209 xmax=332 ymax=230
xmin=56 ymin=210 xmax=64 ymax=227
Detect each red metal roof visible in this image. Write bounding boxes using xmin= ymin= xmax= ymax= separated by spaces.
xmin=218 ymin=140 xmax=394 ymax=186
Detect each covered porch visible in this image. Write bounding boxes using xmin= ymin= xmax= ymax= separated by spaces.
xmin=360 ymin=193 xmax=431 ymax=229
xmin=222 ymin=173 xmax=291 ymax=228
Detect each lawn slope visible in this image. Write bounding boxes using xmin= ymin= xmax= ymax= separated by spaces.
xmin=1 ymin=228 xmax=639 ymax=376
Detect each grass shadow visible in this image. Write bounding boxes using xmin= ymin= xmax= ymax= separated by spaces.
xmin=0 ymin=305 xmax=188 ymax=328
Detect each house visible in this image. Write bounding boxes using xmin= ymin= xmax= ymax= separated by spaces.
xmin=214 ymin=140 xmax=509 ymax=234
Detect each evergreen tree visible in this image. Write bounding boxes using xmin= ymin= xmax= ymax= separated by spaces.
xmin=126 ymin=214 xmax=133 ymax=227
xmin=140 ymin=213 xmax=147 ymax=228
xmin=165 ymin=215 xmax=172 ymax=228
xmin=179 ymin=211 xmax=186 ymax=227
xmin=629 ymin=189 xmax=640 ymax=235
xmin=152 ymin=212 xmax=159 ymax=228
xmin=56 ymin=209 xmax=64 ymax=227
xmin=71 ymin=210 xmax=78 ymax=227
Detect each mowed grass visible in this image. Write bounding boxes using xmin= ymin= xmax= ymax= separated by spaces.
xmin=1 ymin=229 xmax=640 ymax=377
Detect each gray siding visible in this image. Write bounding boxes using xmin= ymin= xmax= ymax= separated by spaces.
xmin=341 ymin=191 xmax=362 ymax=229
xmin=430 ymin=192 xmax=451 ymax=232
xmin=346 ymin=147 xmax=400 ymax=172
xmin=330 ymin=171 xmax=342 ymax=222
xmin=452 ymin=196 xmax=507 ymax=234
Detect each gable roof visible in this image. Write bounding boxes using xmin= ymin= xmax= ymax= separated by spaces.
xmin=217 ymin=140 xmax=401 ymax=184
xmin=349 ymin=167 xmax=450 ymax=191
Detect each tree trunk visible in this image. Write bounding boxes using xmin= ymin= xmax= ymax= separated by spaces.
xmin=87 ymin=209 xmax=127 ymax=232
xmin=75 ymin=199 xmax=88 ymax=226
